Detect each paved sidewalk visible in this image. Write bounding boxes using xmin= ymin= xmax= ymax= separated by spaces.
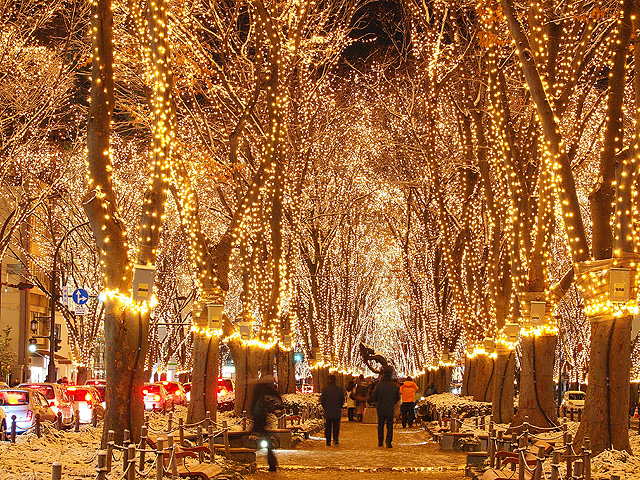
xmin=248 ymin=420 xmax=466 ymax=479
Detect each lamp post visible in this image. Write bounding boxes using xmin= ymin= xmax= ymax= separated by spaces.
xmin=47 ymin=222 xmax=90 ymax=382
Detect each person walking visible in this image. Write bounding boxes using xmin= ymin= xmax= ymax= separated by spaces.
xmin=354 ymin=374 xmax=368 ymax=421
xmin=320 ymin=374 xmax=344 ymax=446
xmin=345 ymin=378 xmax=357 ymax=421
xmin=399 ymin=376 xmax=419 ymax=428
xmin=371 ymin=367 xmax=400 ymax=448
xmin=250 ymin=374 xmax=282 ymax=471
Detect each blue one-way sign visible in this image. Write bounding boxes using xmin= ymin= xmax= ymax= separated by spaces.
xmin=72 ymin=288 xmax=89 ymax=305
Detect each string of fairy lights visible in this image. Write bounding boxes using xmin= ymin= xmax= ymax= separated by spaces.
xmin=8 ymin=0 xmax=640 ymax=383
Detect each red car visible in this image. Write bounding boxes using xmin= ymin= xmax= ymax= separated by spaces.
xmin=84 ymin=379 xmax=106 ymax=404
xmin=157 ymin=381 xmax=188 ymax=406
xmin=142 ymin=383 xmax=173 ymax=412
xmin=217 ymin=378 xmax=234 ymax=397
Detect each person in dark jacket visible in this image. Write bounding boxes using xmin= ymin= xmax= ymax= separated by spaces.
xmin=354 ymin=374 xmax=368 ymax=421
xmin=371 ymin=366 xmax=400 ymax=448
xmin=320 ymin=374 xmax=344 ymax=446
xmin=250 ymin=374 xmax=282 ymax=471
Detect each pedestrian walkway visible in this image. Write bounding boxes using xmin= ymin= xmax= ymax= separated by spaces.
xmin=249 ymin=420 xmax=466 ymax=479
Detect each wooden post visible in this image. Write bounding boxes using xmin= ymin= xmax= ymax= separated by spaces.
xmin=611 ymin=475 xmax=621 ymax=480
xmin=123 ymin=429 xmax=131 ymax=472
xmin=497 ymin=430 xmax=504 ymax=451
xmin=74 ymin=410 xmax=80 ymax=432
xmin=106 ymin=430 xmax=114 ymax=473
xmin=242 ymin=411 xmax=247 ymax=431
xmin=574 ymin=459 xmax=584 ymax=479
xmin=156 ymin=437 xmax=164 ymax=480
xmin=565 ymin=433 xmax=573 ymax=479
xmin=562 ymin=418 xmax=568 ymax=444
xmin=550 ymin=450 xmax=561 ymax=480
xmin=480 ymin=415 xmax=485 ymax=429
xmin=168 ymin=412 xmax=173 ymax=433
xmin=533 ymin=445 xmax=545 ymax=480
xmin=139 ymin=425 xmax=148 ymax=470
xmin=92 ymin=407 xmax=98 ymax=427
xmin=167 ymin=434 xmax=177 ymax=478
xmin=197 ymin=426 xmax=204 ymax=463
xmin=205 ymin=410 xmax=211 ymax=429
xmin=488 ymin=429 xmax=496 ymax=468
xmin=510 ymin=433 xmax=517 ymax=453
xmin=35 ymin=413 xmax=41 ymax=437
xmin=11 ymin=415 xmax=17 ymax=443
xmin=208 ymin=425 xmax=215 ymax=463
xmin=127 ymin=444 xmax=136 ymax=480
xmin=178 ymin=418 xmax=184 ymax=446
xmin=583 ymin=437 xmax=592 ymax=480
xmin=518 ymin=436 xmax=525 ymax=480
xmin=222 ymin=420 xmax=230 ymax=460
xmin=96 ymin=450 xmax=107 ymax=480
xmin=56 ymin=412 xmax=62 ymax=431
xmin=51 ymin=462 xmax=62 ymax=480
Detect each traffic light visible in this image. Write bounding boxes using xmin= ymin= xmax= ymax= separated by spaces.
xmin=54 ymin=336 xmax=62 ymax=352
xmin=28 ymin=338 xmax=38 ymax=353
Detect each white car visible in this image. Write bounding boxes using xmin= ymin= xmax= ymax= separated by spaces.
xmin=562 ymin=390 xmax=586 ymax=416
xmin=0 ymin=389 xmax=56 ymax=434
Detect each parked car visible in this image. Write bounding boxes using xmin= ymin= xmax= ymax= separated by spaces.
xmin=296 ymin=383 xmax=314 ymax=394
xmin=142 ymin=383 xmax=173 ymax=412
xmin=66 ymin=386 xmax=105 ymax=424
xmin=19 ymin=383 xmax=74 ymax=427
xmin=84 ymin=379 xmax=106 ymax=404
xmin=0 ymin=382 xmax=8 ymax=389
xmin=217 ymin=378 xmax=234 ymax=397
xmin=0 ymin=389 xmax=56 ymax=433
xmin=157 ymin=381 xmax=188 ymax=406
xmin=561 ymin=390 xmax=586 ymax=416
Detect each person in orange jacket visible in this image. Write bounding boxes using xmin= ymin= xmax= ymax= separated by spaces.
xmin=399 ymin=376 xmax=419 ymax=428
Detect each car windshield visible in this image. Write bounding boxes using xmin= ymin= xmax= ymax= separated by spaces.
xmin=0 ymin=391 xmax=29 ymax=405
xmin=22 ymin=384 xmax=55 ymax=399
xmin=67 ymin=388 xmax=92 ymax=402
xmin=569 ymin=393 xmax=585 ymax=400
xmin=218 ymin=380 xmax=233 ymax=391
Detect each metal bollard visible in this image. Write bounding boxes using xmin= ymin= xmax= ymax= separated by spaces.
xmin=74 ymin=410 xmax=80 ymax=432
xmin=35 ymin=413 xmax=41 ymax=438
xmin=11 ymin=415 xmax=16 ymax=443
xmin=208 ymin=424 xmax=215 ymax=463
xmin=96 ymin=450 xmax=107 ymax=480
xmin=139 ymin=425 xmax=148 ymax=470
xmin=156 ymin=437 xmax=164 ymax=480
xmin=179 ymin=418 xmax=184 ymax=446
xmin=106 ymin=430 xmax=114 ymax=472
xmin=56 ymin=412 xmax=63 ymax=431
xmin=127 ymin=444 xmax=136 ymax=480
xmin=52 ymin=461 xmax=62 ymax=480
xmin=197 ymin=426 xmax=204 ymax=463
xmin=222 ymin=420 xmax=230 ymax=460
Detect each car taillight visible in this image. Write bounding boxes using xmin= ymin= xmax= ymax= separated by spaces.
xmin=143 ymin=389 xmax=148 ymax=395
xmin=85 ymin=393 xmax=92 ymax=402
xmin=175 ymin=391 xmax=182 ymax=396
xmin=26 ymin=410 xmax=33 ymax=422
xmin=154 ymin=395 xmax=161 ymax=401
xmin=50 ymin=400 xmax=59 ymax=407
xmin=219 ymin=389 xmax=227 ymax=396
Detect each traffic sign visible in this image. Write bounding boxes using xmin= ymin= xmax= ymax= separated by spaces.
xmin=74 ymin=304 xmax=87 ymax=315
xmin=72 ymin=288 xmax=89 ymax=305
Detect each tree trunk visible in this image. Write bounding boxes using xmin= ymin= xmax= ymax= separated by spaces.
xmin=473 ymin=354 xmax=494 ymax=402
xmin=102 ymin=301 xmax=149 ymax=445
xmin=312 ymin=366 xmax=329 ymax=392
xmin=575 ymin=316 xmax=632 ymax=454
xmin=462 ymin=355 xmax=477 ymax=397
xmin=511 ymin=334 xmax=558 ymax=430
xmin=492 ymin=346 xmax=515 ymax=424
xmin=76 ymin=366 xmax=88 ymax=387
xmin=435 ymin=366 xmax=452 ymax=394
xmin=187 ymin=335 xmax=218 ymax=424
xmin=230 ymin=342 xmax=267 ymax=417
xmin=276 ymin=346 xmax=295 ymax=394
xmin=179 ymin=372 xmax=190 ymax=384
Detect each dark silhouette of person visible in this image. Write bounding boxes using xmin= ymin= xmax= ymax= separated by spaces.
xmin=320 ymin=374 xmax=344 ymax=446
xmin=371 ymin=366 xmax=400 ymax=448
xmin=250 ymin=374 xmax=282 ymax=471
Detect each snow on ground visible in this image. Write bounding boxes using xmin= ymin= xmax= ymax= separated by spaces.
xmin=419 ymin=393 xmax=492 ymax=416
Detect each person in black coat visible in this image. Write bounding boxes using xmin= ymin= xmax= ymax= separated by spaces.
xmin=320 ymin=374 xmax=344 ymax=446
xmin=250 ymin=374 xmax=282 ymax=471
xmin=371 ymin=366 xmax=400 ymax=448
